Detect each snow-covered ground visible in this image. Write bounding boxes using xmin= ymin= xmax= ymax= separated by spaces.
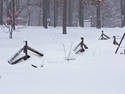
xmin=0 ymin=26 xmax=125 ymax=94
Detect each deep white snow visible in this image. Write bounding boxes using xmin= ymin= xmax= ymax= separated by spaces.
xmin=0 ymin=26 xmax=125 ymax=94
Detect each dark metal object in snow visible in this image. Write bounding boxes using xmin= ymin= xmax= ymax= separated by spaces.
xmin=74 ymin=37 xmax=88 ymax=54
xmin=31 ymin=64 xmax=38 ymax=68
xmin=99 ymin=30 xmax=110 ymax=40
xmin=8 ymin=41 xmax=43 ymax=65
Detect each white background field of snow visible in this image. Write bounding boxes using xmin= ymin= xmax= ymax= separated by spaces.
xmin=0 ymin=26 xmax=125 ymax=94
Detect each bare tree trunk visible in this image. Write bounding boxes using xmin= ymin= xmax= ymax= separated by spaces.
xmin=79 ymin=0 xmax=84 ymax=27
xmin=47 ymin=0 xmax=50 ymax=26
xmin=43 ymin=0 xmax=48 ymax=28
xmin=121 ymin=0 xmax=123 ymax=27
xmin=9 ymin=25 xmax=13 ymax=39
xmin=123 ymin=0 xmax=125 ymax=27
xmin=0 ymin=0 xmax=3 ymax=25
xmin=96 ymin=2 xmax=101 ymax=29
xmin=68 ymin=0 xmax=72 ymax=26
xmin=6 ymin=0 xmax=11 ymax=25
xmin=63 ymin=0 xmax=67 ymax=34
xmin=16 ymin=0 xmax=20 ymax=10
xmin=28 ymin=11 xmax=31 ymax=26
xmin=121 ymin=0 xmax=125 ymax=27
xmin=27 ymin=0 xmax=31 ymax=26
xmin=12 ymin=0 xmax=16 ymax=30
xmin=54 ymin=0 xmax=58 ymax=27
xmin=39 ymin=0 xmax=42 ymax=26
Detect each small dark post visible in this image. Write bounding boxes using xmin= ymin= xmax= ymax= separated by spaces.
xmin=81 ymin=37 xmax=88 ymax=49
xmin=80 ymin=37 xmax=84 ymax=51
xmin=24 ymin=41 xmax=28 ymax=60
xmin=99 ymin=30 xmax=110 ymax=40
xmin=25 ymin=41 xmax=28 ymax=56
xmin=113 ymin=36 xmax=118 ymax=45
xmin=102 ymin=31 xmax=104 ymax=39
xmin=74 ymin=37 xmax=88 ymax=54
xmin=99 ymin=31 xmax=104 ymax=40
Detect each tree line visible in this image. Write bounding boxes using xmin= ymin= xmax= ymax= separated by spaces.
xmin=0 ymin=0 xmax=124 ymax=33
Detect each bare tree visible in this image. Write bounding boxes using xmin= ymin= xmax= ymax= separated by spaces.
xmin=12 ymin=0 xmax=16 ymax=30
xmin=39 ymin=0 xmax=42 ymax=26
xmin=63 ymin=0 xmax=67 ymax=34
xmin=96 ymin=0 xmax=101 ymax=28
xmin=26 ymin=0 xmax=32 ymax=26
xmin=54 ymin=0 xmax=58 ymax=27
xmin=43 ymin=0 xmax=48 ymax=28
xmin=79 ymin=0 xmax=84 ymax=27
xmin=0 ymin=0 xmax=3 ymax=25
xmin=47 ymin=0 xmax=50 ymax=26
xmin=7 ymin=0 xmax=16 ymax=39
xmin=16 ymin=0 xmax=20 ymax=10
xmin=91 ymin=0 xmax=104 ymax=28
xmin=68 ymin=0 xmax=72 ymax=26
xmin=121 ymin=0 xmax=125 ymax=27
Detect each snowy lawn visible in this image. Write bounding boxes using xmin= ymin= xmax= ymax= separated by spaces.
xmin=0 ymin=26 xmax=125 ymax=94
